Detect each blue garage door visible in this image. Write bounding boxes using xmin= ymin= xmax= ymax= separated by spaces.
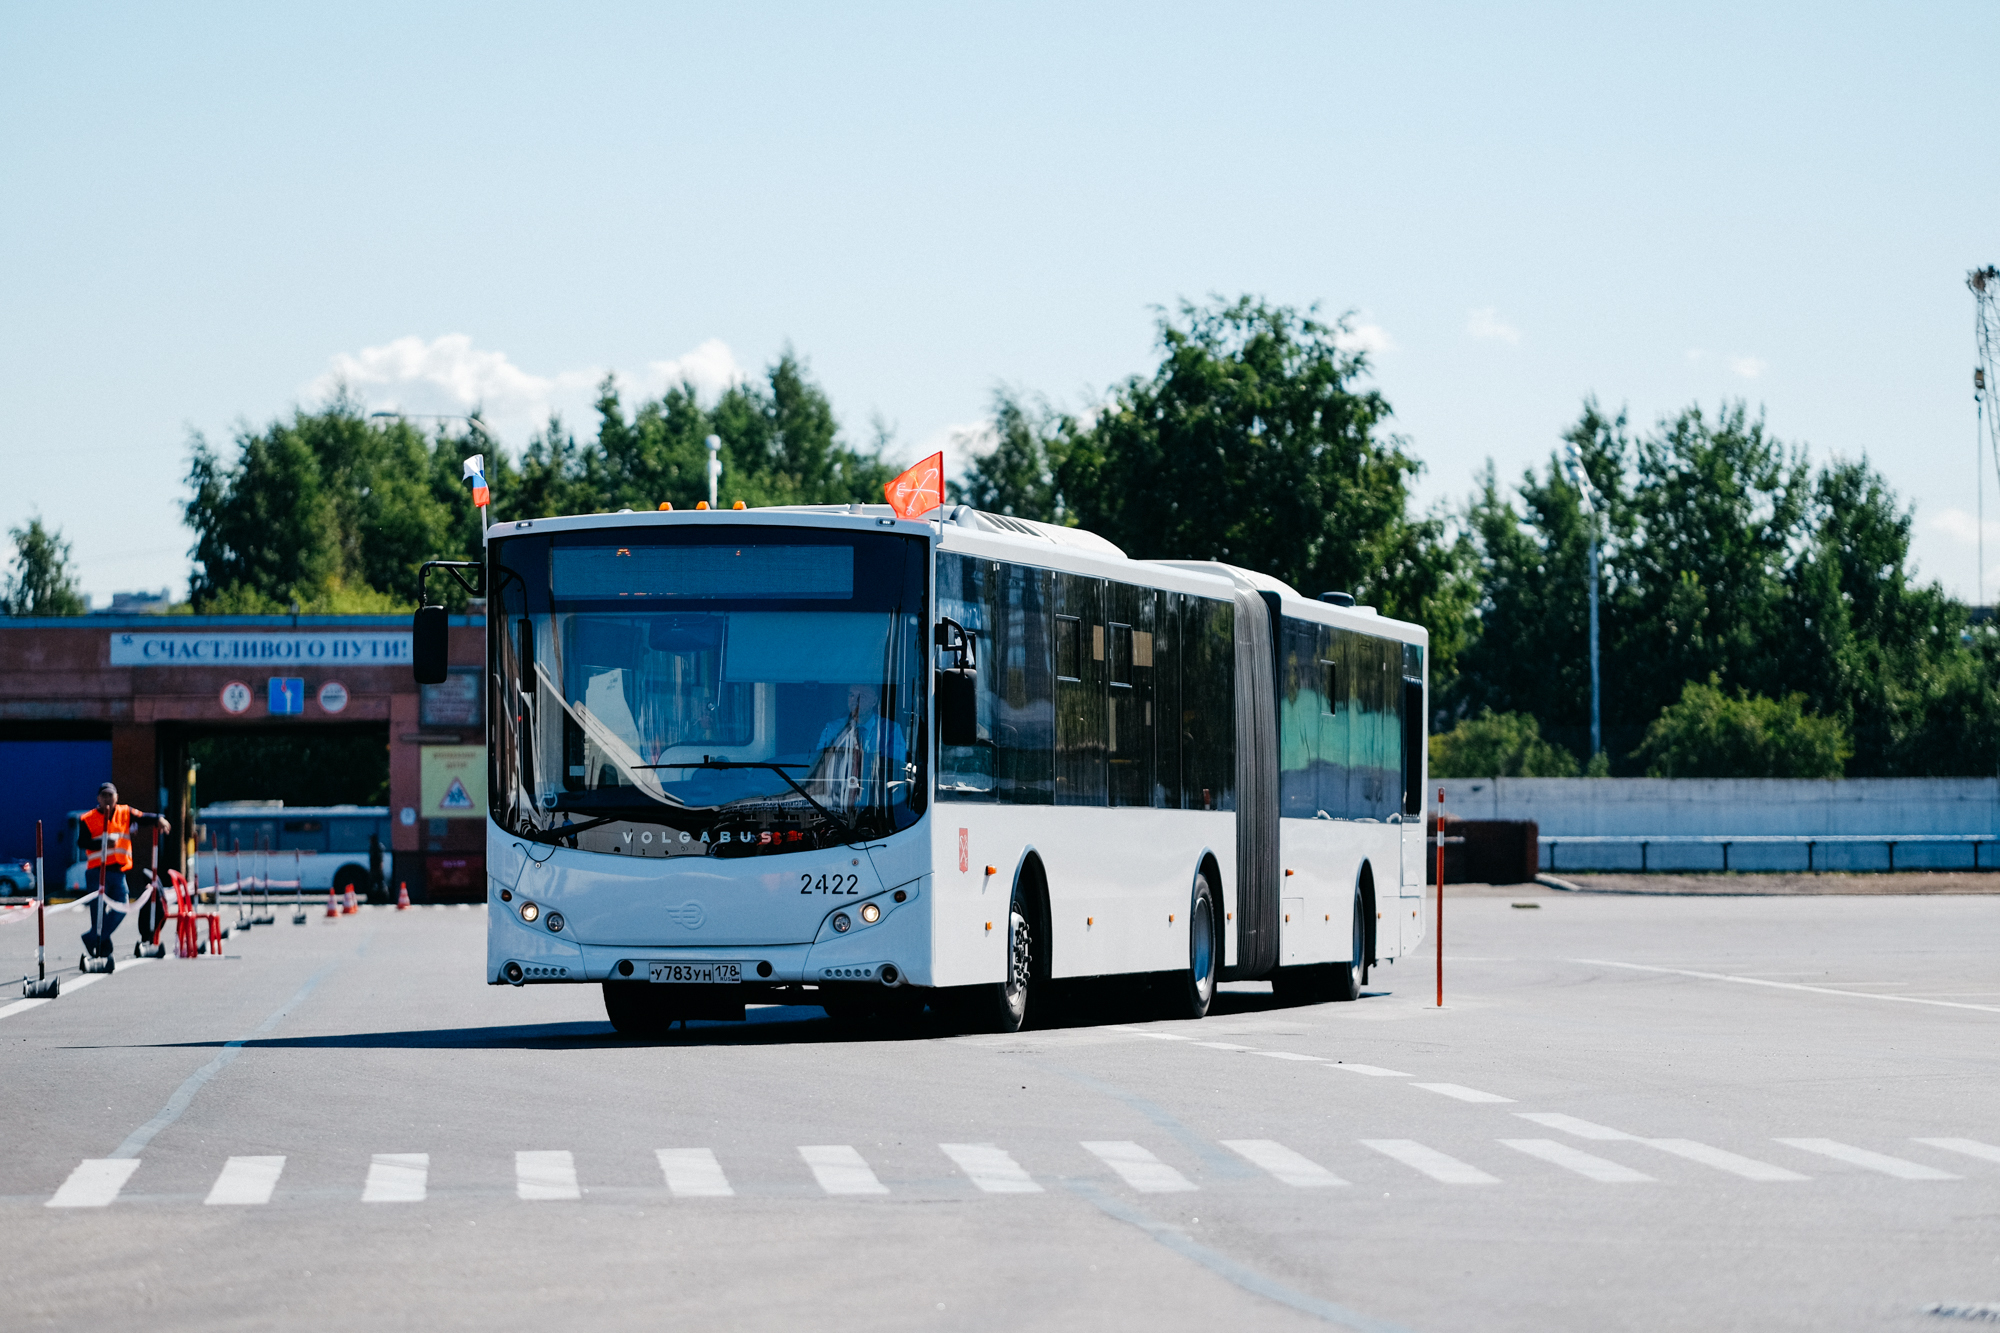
xmin=0 ymin=741 xmax=113 ymax=877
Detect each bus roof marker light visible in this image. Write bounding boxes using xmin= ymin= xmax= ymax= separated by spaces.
xmin=696 ymin=501 xmax=710 ymax=510
xmin=732 ymin=500 xmax=746 ymax=510
xmin=658 ymin=502 xmax=671 ymax=511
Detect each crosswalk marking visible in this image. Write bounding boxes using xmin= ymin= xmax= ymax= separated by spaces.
xmin=205 ymin=1156 xmax=285 ymax=1205
xmin=1500 ymin=1139 xmax=1652 ymax=1183
xmin=1644 ymin=1139 xmax=1806 ymax=1182
xmin=941 ymin=1143 xmax=1042 ymax=1193
xmin=800 ymin=1145 xmax=888 ymax=1195
xmin=1414 ymin=1083 xmax=1514 ymax=1104
xmin=1361 ymin=1139 xmax=1499 ymax=1184
xmin=517 ymin=1150 xmax=582 ymax=1200
xmin=1330 ymin=1063 xmax=1411 ymax=1078
xmin=1361 ymin=1140 xmax=1499 ymax=1184
xmin=1775 ymin=1139 xmax=1957 ymax=1180
xmin=1221 ymin=1139 xmax=1347 ymax=1187
xmin=1914 ymin=1138 xmax=2000 ymax=1166
xmin=362 ymin=1153 xmax=428 ymax=1203
xmin=1515 ymin=1112 xmax=1635 ymax=1140
xmin=47 ymin=1158 xmax=140 ymax=1208
xmin=1082 ymin=1140 xmax=1198 ymax=1193
xmin=656 ymin=1147 xmax=734 ymax=1197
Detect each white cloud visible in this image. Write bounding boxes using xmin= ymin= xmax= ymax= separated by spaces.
xmin=1930 ymin=507 xmax=2000 ymax=548
xmin=1730 ymin=355 xmax=1767 ymax=379
xmin=1335 ymin=322 xmax=1395 ymax=355
xmin=1466 ymin=307 xmax=1522 ymax=346
xmin=306 ymin=334 xmax=746 ymax=447
xmin=640 ymin=337 xmax=748 ymax=400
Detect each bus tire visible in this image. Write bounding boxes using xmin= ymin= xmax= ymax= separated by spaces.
xmin=602 ymin=982 xmax=675 ymax=1038
xmin=1328 ymin=884 xmax=1365 ymax=1003
xmin=1165 ymin=872 xmax=1219 ymax=1019
xmin=960 ymin=880 xmax=1035 ymax=1034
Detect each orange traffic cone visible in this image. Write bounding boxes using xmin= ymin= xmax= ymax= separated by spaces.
xmin=342 ymin=885 xmax=357 ymax=914
xmin=396 ymin=881 xmax=410 ymax=911
xmin=325 ymin=886 xmax=339 ymax=918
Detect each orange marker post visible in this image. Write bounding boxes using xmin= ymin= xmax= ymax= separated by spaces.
xmin=1435 ymin=787 xmax=1445 ymax=1008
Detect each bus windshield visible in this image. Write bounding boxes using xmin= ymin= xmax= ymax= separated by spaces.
xmin=490 ymin=526 xmax=928 ymax=856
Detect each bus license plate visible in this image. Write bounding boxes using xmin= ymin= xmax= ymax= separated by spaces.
xmin=649 ymin=962 xmax=741 ymax=985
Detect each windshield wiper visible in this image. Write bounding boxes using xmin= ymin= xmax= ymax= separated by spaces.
xmin=638 ymin=758 xmax=855 ymax=837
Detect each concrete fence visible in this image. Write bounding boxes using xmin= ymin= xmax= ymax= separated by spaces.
xmin=1435 ymin=778 xmax=2000 ymax=873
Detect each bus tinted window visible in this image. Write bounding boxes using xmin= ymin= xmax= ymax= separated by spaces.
xmin=1107 ymin=582 xmax=1154 ymax=808
xmin=936 ymin=555 xmax=1054 ymax=805
xmin=1152 ymin=590 xmax=1182 ymax=809
xmin=328 ymin=818 xmax=385 ymax=853
xmin=277 ymin=820 xmax=327 ymax=853
xmin=1054 ymin=574 xmax=1107 ymax=807
xmin=1279 ymin=617 xmax=1331 ymax=818
xmin=1179 ymin=594 xmax=1235 ymax=811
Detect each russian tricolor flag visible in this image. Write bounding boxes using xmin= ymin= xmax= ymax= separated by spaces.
xmin=462 ymin=453 xmax=490 ymax=508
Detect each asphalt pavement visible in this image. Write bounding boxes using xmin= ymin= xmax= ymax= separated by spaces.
xmin=4 ymin=885 xmax=1998 ymax=1332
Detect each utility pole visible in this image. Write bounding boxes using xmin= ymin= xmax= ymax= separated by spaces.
xmin=1565 ymin=448 xmax=1603 ymax=762
xmin=1971 ymin=267 xmax=1999 ymax=612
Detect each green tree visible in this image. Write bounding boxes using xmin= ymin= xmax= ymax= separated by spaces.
xmin=1632 ymin=679 xmax=1851 ymax=778
xmin=184 ymin=395 xmax=508 ymax=612
xmin=2 ymin=514 xmax=88 ymax=616
xmin=1429 ymin=708 xmax=1581 ymax=778
xmin=948 ymin=387 xmax=1063 ymax=521
xmin=947 ymin=298 xmax=1480 ymax=694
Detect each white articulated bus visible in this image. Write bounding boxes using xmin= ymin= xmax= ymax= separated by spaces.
xmin=425 ymin=503 xmax=1428 ymax=1035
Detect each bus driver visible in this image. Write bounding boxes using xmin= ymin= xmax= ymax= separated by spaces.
xmin=809 ymin=684 xmax=907 ymax=812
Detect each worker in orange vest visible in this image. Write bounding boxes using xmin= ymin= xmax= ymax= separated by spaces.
xmin=78 ymin=782 xmax=171 ymax=962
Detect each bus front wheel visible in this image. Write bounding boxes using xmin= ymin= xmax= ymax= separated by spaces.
xmin=960 ymin=883 xmax=1034 ymax=1034
xmin=1164 ymin=873 xmax=1218 ymax=1020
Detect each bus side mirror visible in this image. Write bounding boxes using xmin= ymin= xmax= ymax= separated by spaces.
xmin=413 ymin=606 xmax=449 ymax=685
xmin=938 ymin=666 xmax=978 ymax=746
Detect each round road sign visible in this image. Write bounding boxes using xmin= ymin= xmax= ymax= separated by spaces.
xmin=220 ymin=680 xmax=252 ymax=714
xmin=318 ymin=681 xmax=350 ymax=713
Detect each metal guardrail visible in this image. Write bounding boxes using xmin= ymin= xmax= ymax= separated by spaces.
xmin=1540 ymin=834 xmax=1998 ymax=874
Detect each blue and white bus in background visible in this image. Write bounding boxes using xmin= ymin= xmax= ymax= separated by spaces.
xmin=417 ymin=504 xmax=1429 ymax=1035
xmin=66 ymin=804 xmax=391 ymax=899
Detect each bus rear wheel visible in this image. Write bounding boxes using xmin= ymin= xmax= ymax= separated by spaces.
xmin=1164 ymin=873 xmax=1218 ymax=1019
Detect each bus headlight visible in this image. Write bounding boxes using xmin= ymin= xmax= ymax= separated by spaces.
xmin=832 ymin=912 xmax=852 ymax=933
xmin=520 ymin=901 xmax=540 ymax=923
xmin=859 ymin=903 xmax=880 ymax=924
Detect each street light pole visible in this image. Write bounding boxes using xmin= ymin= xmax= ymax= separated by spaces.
xmin=1565 ymin=450 xmax=1603 ymax=763
xmin=706 ymin=434 xmax=722 ymax=509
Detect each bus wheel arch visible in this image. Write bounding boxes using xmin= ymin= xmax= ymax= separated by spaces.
xmin=1196 ymin=850 xmax=1227 ymax=974
xmin=1356 ymin=861 xmax=1378 ymax=977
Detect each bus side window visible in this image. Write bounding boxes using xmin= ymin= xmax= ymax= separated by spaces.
xmin=1054 ymin=574 xmax=1107 ymax=807
xmin=1153 ymin=590 xmax=1181 ymax=810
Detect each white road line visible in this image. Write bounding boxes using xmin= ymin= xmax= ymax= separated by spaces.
xmin=1577 ymin=958 xmax=2000 ymax=1014
xmin=1082 ymin=1140 xmax=1198 ymax=1193
xmin=1134 ymin=1032 xmax=1194 ymax=1041
xmin=1360 ymin=1140 xmax=1499 ymax=1185
xmin=656 ymin=1148 xmax=734 ymax=1197
xmin=1255 ymin=1051 xmax=1324 ymax=1062
xmin=1414 ymin=1083 xmax=1514 ymax=1104
xmin=1 ymin=956 xmax=156 ymax=1023
xmin=47 ymin=1158 xmax=140 ymax=1208
xmin=800 ymin=1145 xmax=889 ymax=1195
xmin=205 ymin=1156 xmax=285 ymax=1205
xmin=1193 ymin=1042 xmax=1256 ymax=1051
xmin=1644 ymin=1139 xmax=1807 ymax=1182
xmin=1514 ymin=1112 xmax=1636 ymax=1141
xmin=1914 ymin=1138 xmax=2000 ymax=1166
xmin=1500 ymin=1139 xmax=1652 ymax=1182
xmin=516 ymin=1150 xmax=582 ymax=1200
xmin=1220 ymin=1139 xmax=1347 ymax=1187
xmin=362 ymin=1153 xmax=428 ymax=1203
xmin=1329 ymin=1063 xmax=1411 ymax=1078
xmin=941 ymin=1143 xmax=1042 ymax=1194
xmin=1775 ymin=1139 xmax=1958 ymax=1180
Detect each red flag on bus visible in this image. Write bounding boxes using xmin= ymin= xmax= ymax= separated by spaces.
xmin=884 ymin=452 xmax=945 ymax=520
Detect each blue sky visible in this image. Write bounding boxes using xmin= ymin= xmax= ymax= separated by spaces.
xmin=3 ymin=2 xmax=1996 ymax=604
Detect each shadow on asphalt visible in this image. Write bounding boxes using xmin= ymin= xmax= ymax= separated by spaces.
xmin=106 ymin=980 xmax=1393 ymax=1052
